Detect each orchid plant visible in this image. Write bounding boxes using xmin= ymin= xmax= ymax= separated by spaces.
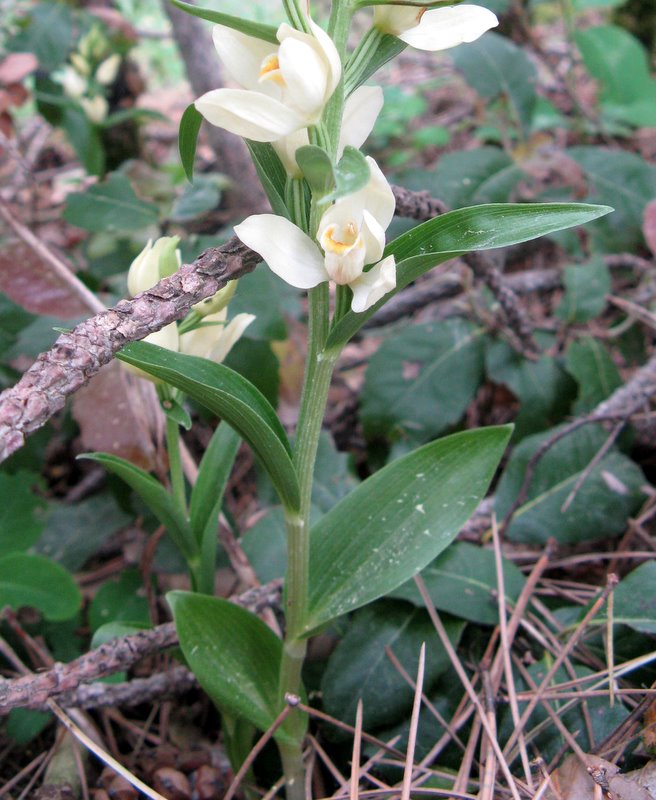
xmin=91 ymin=0 xmax=612 ymax=795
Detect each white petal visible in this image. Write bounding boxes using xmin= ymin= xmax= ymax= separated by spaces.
xmin=195 ymin=89 xmax=305 ymax=141
xmin=349 ymin=256 xmax=396 ymax=313
xmin=360 ymin=210 xmax=386 ymax=265
xmin=339 ymin=86 xmax=384 ymax=156
xmin=373 ymin=6 xmax=424 ymax=35
xmin=306 ymin=19 xmax=342 ymax=98
xmin=272 ymin=128 xmax=309 ymax=177
xmin=399 ymin=5 xmax=498 ymax=51
xmin=209 ymin=313 xmax=255 ymax=364
xmin=318 ymin=192 xmax=365 ymax=239
xmin=212 ymin=25 xmax=274 ymax=90
xmin=234 ymin=214 xmax=328 ymax=289
xmin=360 ymin=156 xmax=396 ymax=232
xmin=278 ymin=36 xmax=329 ymax=119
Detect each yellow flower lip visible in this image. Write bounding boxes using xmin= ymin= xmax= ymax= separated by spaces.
xmin=321 ymin=221 xmax=361 ymax=255
xmin=259 ymin=54 xmax=285 ymax=87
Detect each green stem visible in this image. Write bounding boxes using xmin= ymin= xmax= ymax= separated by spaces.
xmin=282 ymin=0 xmax=311 ymax=32
xmin=165 ymin=415 xmax=187 ymax=515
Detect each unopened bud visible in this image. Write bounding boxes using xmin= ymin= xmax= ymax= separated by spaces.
xmin=127 ymin=236 xmax=181 ymax=297
xmin=373 ymin=5 xmax=425 ymax=35
xmin=79 ymin=94 xmax=109 ymax=124
xmin=192 ymin=280 xmax=238 ymax=317
xmin=95 ymin=53 xmax=121 ymax=86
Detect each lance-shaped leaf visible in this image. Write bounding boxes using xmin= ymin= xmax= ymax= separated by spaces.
xmin=179 ymin=103 xmax=203 ymax=182
xmin=117 ymin=342 xmax=300 ymax=512
xmin=169 ymin=0 xmax=278 ymax=43
xmin=298 ymin=426 xmax=512 ymax=637
xmin=168 ymin=592 xmax=298 ymax=743
xmin=326 ymin=202 xmax=613 ymax=349
xmin=80 ymin=452 xmax=197 ymax=562
xmin=190 ymin=422 xmax=241 ymax=594
xmin=246 ymin=141 xmax=290 ymax=219
xmin=344 ymin=34 xmax=406 ymax=94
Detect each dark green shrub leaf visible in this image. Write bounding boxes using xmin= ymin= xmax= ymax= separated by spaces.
xmin=88 ymin=570 xmax=150 ymax=632
xmin=0 ymin=472 xmax=47 ymax=557
xmin=555 ymin=258 xmax=611 ymax=323
xmin=0 ymin=553 xmax=81 ymax=621
xmin=63 ymin=173 xmax=159 ymax=233
xmin=565 ymin=338 xmax=622 ymax=414
xmin=171 ymin=177 xmax=221 ymax=221
xmin=390 ymin=541 xmax=526 ymax=625
xmin=361 ymin=320 xmax=485 ymax=444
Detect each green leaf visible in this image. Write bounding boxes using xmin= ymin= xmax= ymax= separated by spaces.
xmin=61 ymin=107 xmax=105 ymax=176
xmin=495 ymin=424 xmax=646 ymax=544
xmin=63 ymin=173 xmax=159 ymax=233
xmin=228 ymin=268 xmax=301 ymax=341
xmin=161 ymin=395 xmax=192 ymax=430
xmin=312 ymin=432 xmax=358 ymax=513
xmin=555 ymin=258 xmax=611 ymax=323
xmin=595 ymin=562 xmax=656 ymax=634
xmin=246 ymin=141 xmax=290 ymax=219
xmin=567 ymin=147 xmax=656 ymax=252
xmin=240 ymin=507 xmax=288 ymax=583
xmin=398 ymin=147 xmax=523 ymax=209
xmin=575 ymin=26 xmax=656 ymax=127
xmin=301 ymin=426 xmax=512 ymax=635
xmin=327 ymin=202 xmax=612 ymax=348
xmin=565 ymin=338 xmax=622 ymax=415
xmin=168 ymin=592 xmax=293 ymax=741
xmin=117 ymin=343 xmax=300 ymax=511
xmin=178 ymin=103 xmax=203 ymax=182
xmin=171 ymin=177 xmax=221 ymax=221
xmin=345 ymin=34 xmax=406 ymax=94
xmin=296 ymin=145 xmax=335 ymax=196
xmin=6 ymin=709 xmax=51 ymax=745
xmin=321 ymin=147 xmax=371 ymax=205
xmin=79 ymin=452 xmax=196 ymax=562
xmin=485 ymin=339 xmax=577 ymax=440
xmin=169 ymin=0 xmax=279 ymax=43
xmin=361 ymin=320 xmax=485 ymax=444
xmin=321 ymin=601 xmax=464 ymax=731
xmin=0 ymin=553 xmax=81 ymax=621
xmin=8 ymin=2 xmax=73 ymax=70
xmin=223 ymin=338 xmax=280 ymax=408
xmin=190 ymin=422 xmax=240 ymax=593
xmin=0 ymin=472 xmax=47 ymax=557
xmin=88 ymin=570 xmax=150 ymax=632
xmin=389 ymin=541 xmax=526 ymax=625
xmin=451 ymin=32 xmax=537 ymax=135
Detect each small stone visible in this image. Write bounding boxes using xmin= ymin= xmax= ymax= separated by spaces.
xmin=152 ymin=767 xmax=192 ymax=800
xmin=193 ymin=764 xmax=225 ymax=800
xmin=107 ymin=775 xmax=139 ymax=800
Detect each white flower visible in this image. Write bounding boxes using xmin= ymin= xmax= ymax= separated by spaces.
xmin=127 ymin=236 xmax=182 ymax=297
xmin=79 ymin=95 xmax=109 ymax=124
xmin=95 ymin=53 xmax=121 ymax=86
xmin=59 ymin=66 xmax=87 ymax=99
xmin=234 ymin=157 xmax=396 ymax=313
xmin=195 ymin=21 xmax=341 ymax=142
xmin=180 ymin=308 xmax=255 ymax=364
xmin=373 ymin=4 xmax=498 ymax=51
xmin=273 ymin=84 xmax=384 ymax=176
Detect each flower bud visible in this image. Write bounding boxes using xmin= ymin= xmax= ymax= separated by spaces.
xmin=79 ymin=95 xmax=109 ymax=124
xmin=180 ymin=310 xmax=255 ymax=364
xmin=95 ymin=54 xmax=121 ymax=86
xmin=59 ymin=66 xmax=87 ymax=99
xmin=70 ymin=52 xmax=91 ymax=76
xmin=373 ymin=5 xmax=425 ymax=35
xmin=192 ymin=280 xmax=238 ymax=317
xmin=127 ymin=236 xmax=181 ymax=297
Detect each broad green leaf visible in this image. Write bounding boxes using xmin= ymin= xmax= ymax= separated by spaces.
xmin=567 ymin=147 xmax=656 ymax=252
xmin=168 ymin=592 xmax=294 ymax=741
xmin=389 ymin=541 xmax=526 ymax=625
xmin=451 ymin=32 xmax=537 ymax=135
xmin=6 ymin=709 xmax=51 ymax=745
xmin=178 ymin=103 xmax=203 ymax=182
xmin=495 ymin=424 xmax=645 ymax=544
xmin=224 ymin=338 xmax=280 ymax=408
xmin=88 ymin=570 xmax=150 ymax=633
xmin=191 ymin=422 xmax=240 ymax=593
xmin=399 ymin=147 xmax=523 ymax=209
xmin=171 ymin=177 xmax=221 ymax=221
xmin=326 ymin=202 xmax=612 ymax=348
xmin=117 ymin=343 xmax=300 ymax=511
xmin=594 ymin=562 xmax=656 ymax=634
xmin=296 ymin=145 xmax=335 ymax=195
xmin=63 ymin=173 xmax=159 ymax=233
xmin=80 ymin=452 xmax=196 ymax=562
xmin=246 ymin=141 xmax=290 ymax=219
xmin=485 ymin=338 xmax=576 ymax=440
xmin=91 ymin=621 xmax=150 ymax=650
xmin=61 ymin=107 xmax=105 ymax=176
xmin=361 ymin=320 xmax=485 ymax=444
xmin=555 ymin=258 xmax=611 ymax=323
xmin=0 ymin=472 xmax=47 ymax=557
xmin=321 ymin=147 xmax=371 ymax=205
xmin=565 ymin=338 xmax=622 ymax=414
xmin=322 ymin=601 xmax=464 ymax=731
xmin=575 ymin=26 xmax=656 ymax=127
xmin=169 ymin=0 xmax=279 ymax=42
xmin=0 ymin=553 xmax=81 ymax=621
xmin=301 ymin=426 xmax=512 ymax=635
